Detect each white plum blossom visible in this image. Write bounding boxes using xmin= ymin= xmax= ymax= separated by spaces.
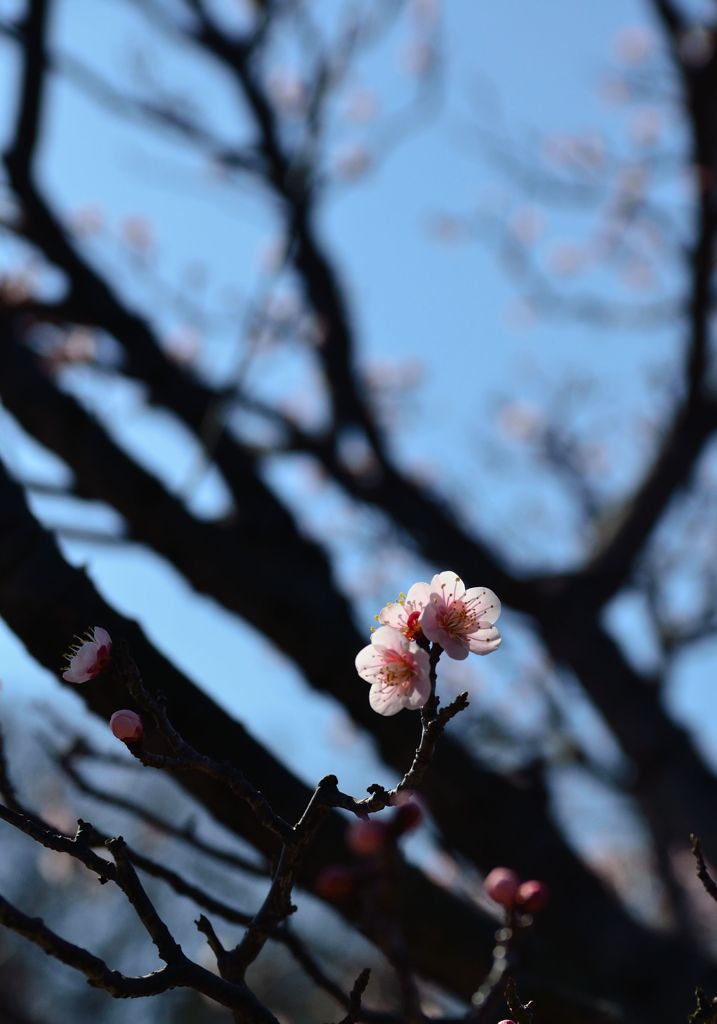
xmin=421 ymin=572 xmax=501 ymax=660
xmin=377 ymin=581 xmax=431 ymax=640
xmin=62 ymin=627 xmax=112 ymax=683
xmin=355 ymin=626 xmax=431 ymax=716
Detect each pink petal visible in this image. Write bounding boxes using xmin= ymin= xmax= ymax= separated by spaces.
xmin=468 ymin=627 xmax=502 ymax=655
xmin=377 ymin=602 xmax=406 ymax=629
xmin=405 ymin=581 xmax=431 ymax=608
xmin=92 ymin=626 xmax=112 ymax=649
xmin=419 ymin=601 xmax=440 ymax=637
xmin=62 ymin=643 xmax=102 ymax=683
xmin=436 ymin=631 xmax=470 ymax=660
xmin=62 ymin=666 xmax=89 ymax=684
xmin=355 ymin=643 xmax=381 ymax=683
xmin=403 ymin=671 xmax=431 ymax=709
xmin=411 ymin=644 xmax=431 ymax=680
xmin=421 ymin=607 xmax=469 ymax=658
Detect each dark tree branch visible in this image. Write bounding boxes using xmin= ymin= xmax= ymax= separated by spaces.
xmin=56 ymin=741 xmax=268 ymax=877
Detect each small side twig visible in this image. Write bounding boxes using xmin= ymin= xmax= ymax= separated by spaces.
xmin=112 ymin=645 xmax=293 ymax=843
xmin=327 ymin=967 xmax=371 ymax=1024
xmin=690 ymin=834 xmax=717 ymax=904
xmin=504 ymin=976 xmax=534 ymax=1023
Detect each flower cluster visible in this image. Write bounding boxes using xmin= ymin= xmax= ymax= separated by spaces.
xmin=315 ymin=797 xmax=424 ymax=901
xmin=355 ymin=571 xmax=501 ymax=715
xmin=484 ymin=866 xmax=549 ymax=913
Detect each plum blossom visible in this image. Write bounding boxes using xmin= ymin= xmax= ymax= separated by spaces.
xmin=377 ymin=581 xmax=431 ymax=640
xmin=62 ymin=627 xmax=112 ymax=683
xmin=421 ymin=571 xmax=501 ymax=660
xmin=355 ymin=625 xmax=430 ymax=716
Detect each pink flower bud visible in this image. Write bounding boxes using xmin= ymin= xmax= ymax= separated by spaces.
xmin=392 ymin=798 xmax=424 ymax=835
xmin=110 ymin=710 xmax=143 ymax=744
xmin=484 ymin=867 xmax=520 ymax=906
xmin=315 ymin=865 xmax=356 ymax=900
xmin=497 ymin=1019 xmax=517 ymax=1023
xmin=515 ymin=879 xmax=549 ymax=913
xmin=347 ymin=819 xmax=390 ymax=857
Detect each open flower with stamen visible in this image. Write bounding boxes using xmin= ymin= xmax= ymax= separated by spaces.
xmin=421 ymin=571 xmax=501 ymax=660
xmin=62 ymin=627 xmax=112 ymax=683
xmin=355 ymin=625 xmax=431 ymax=715
xmin=377 ymin=581 xmax=431 ymax=640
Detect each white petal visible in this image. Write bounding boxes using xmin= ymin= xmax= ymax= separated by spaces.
xmin=430 ymin=571 xmax=465 ymax=601
xmin=464 ymin=588 xmax=501 ymax=625
xmin=355 ymin=643 xmax=381 ymax=683
xmin=369 ymin=684 xmax=405 ymax=716
xmin=404 ymin=581 xmax=431 ymax=610
xmin=377 ymin=602 xmax=406 ymax=629
xmin=468 ymin=627 xmax=502 ymax=655
xmin=371 ymin=625 xmax=408 ymax=651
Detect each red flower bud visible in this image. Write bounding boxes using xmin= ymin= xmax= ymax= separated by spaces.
xmin=515 ymin=879 xmax=549 ymax=913
xmin=484 ymin=867 xmax=520 ymax=906
xmin=315 ymin=865 xmax=356 ymax=901
xmin=110 ymin=710 xmax=143 ymax=744
xmin=347 ymin=819 xmax=391 ymax=856
xmin=393 ymin=798 xmax=424 ymax=835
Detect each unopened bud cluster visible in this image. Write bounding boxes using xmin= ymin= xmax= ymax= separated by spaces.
xmin=484 ymin=866 xmax=549 ymax=913
xmin=316 ymin=797 xmax=424 ymax=901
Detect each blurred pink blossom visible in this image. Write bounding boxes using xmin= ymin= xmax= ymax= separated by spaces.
xmin=509 ymin=206 xmax=545 ymax=245
xmin=629 ymin=107 xmax=662 ymax=148
xmin=347 ymin=819 xmax=390 ymax=856
xmin=679 ymin=26 xmax=713 ymax=68
xmin=69 ymin=205 xmax=104 ymax=238
xmin=515 ymin=879 xmax=549 ymax=912
xmin=345 ymin=88 xmax=379 ymax=124
xmin=613 ymin=26 xmax=655 ymax=65
xmin=499 ymin=400 xmax=545 ymax=441
xmin=266 ymin=71 xmax=307 ymax=116
xmin=121 ymin=216 xmax=154 ymax=254
xmin=548 ymin=242 xmax=586 ymax=277
xmin=402 ymin=40 xmax=436 ymax=77
xmin=334 ymin=144 xmax=372 ymax=180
